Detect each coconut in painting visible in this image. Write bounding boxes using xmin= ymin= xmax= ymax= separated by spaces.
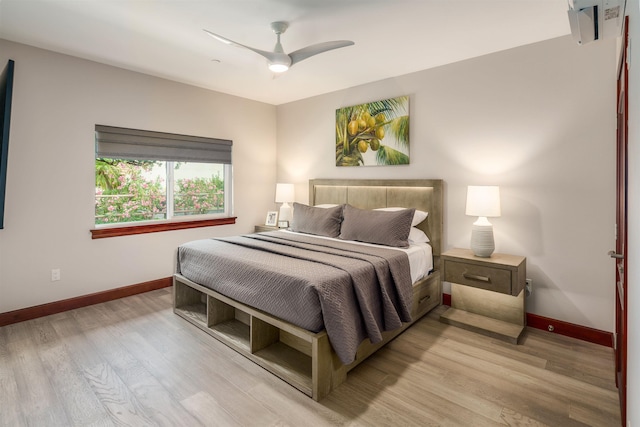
xmin=335 ymin=95 xmax=409 ymax=167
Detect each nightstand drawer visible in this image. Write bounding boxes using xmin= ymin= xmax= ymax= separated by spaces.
xmin=443 ymin=260 xmax=512 ymax=294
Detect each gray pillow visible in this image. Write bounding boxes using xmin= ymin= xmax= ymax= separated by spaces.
xmin=290 ymin=203 xmax=343 ymax=237
xmin=339 ymin=204 xmax=415 ymax=248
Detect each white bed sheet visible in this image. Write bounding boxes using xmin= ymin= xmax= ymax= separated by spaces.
xmin=279 ymin=230 xmax=433 ymax=283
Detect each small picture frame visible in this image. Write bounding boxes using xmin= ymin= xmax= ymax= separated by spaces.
xmin=278 ymin=220 xmax=289 ymax=228
xmin=265 ymin=211 xmax=278 ymax=226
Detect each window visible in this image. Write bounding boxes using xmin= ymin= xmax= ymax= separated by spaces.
xmin=93 ymin=125 xmax=233 ymax=237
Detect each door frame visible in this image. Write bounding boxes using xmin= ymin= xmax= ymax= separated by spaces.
xmin=614 ymin=16 xmax=629 ymax=426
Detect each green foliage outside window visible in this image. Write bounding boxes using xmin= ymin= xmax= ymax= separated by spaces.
xmin=174 ymin=175 xmax=224 ymax=216
xmin=95 ymin=158 xmax=224 ymax=225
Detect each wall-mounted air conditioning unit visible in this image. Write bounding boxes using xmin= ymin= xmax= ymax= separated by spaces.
xmin=567 ymin=0 xmax=626 ymax=45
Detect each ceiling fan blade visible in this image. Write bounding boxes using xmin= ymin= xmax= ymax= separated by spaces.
xmin=289 ymin=40 xmax=354 ymax=66
xmin=203 ymin=29 xmax=280 ymax=62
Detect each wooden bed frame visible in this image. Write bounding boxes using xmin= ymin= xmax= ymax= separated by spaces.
xmin=174 ymin=179 xmax=443 ymax=400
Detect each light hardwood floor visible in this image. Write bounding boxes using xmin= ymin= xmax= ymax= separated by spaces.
xmin=0 ymin=288 xmax=620 ymax=426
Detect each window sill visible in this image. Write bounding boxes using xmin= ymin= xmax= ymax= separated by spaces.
xmin=90 ymin=217 xmax=237 ymax=239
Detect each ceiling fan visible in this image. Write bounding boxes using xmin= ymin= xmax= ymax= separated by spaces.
xmin=204 ymin=21 xmax=354 ymax=73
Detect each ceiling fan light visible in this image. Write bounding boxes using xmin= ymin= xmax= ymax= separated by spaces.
xmin=268 ymin=62 xmax=289 ymax=73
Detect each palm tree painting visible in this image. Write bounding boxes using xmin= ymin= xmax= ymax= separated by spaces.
xmin=336 ymin=96 xmax=409 ymax=166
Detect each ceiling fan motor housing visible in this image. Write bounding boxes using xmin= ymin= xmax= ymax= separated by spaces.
xmin=270 ymin=21 xmax=289 ymax=35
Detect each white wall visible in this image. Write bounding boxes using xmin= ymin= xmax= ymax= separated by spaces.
xmin=276 ymin=35 xmax=618 ymax=332
xmin=625 ymin=2 xmax=639 ymax=425
xmin=0 ymin=39 xmax=277 ymax=313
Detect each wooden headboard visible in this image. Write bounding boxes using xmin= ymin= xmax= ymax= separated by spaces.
xmin=309 ymin=179 xmax=443 ymax=264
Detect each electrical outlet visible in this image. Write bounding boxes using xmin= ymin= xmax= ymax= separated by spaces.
xmin=525 ymin=278 xmax=533 ymax=297
xmin=51 ymin=268 xmax=61 ymax=282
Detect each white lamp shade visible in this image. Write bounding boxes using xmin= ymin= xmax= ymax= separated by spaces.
xmin=465 ymin=186 xmax=501 ymax=218
xmin=275 ymin=183 xmax=294 ymax=203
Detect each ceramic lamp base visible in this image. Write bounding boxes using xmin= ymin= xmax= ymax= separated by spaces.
xmin=279 ymin=202 xmax=292 ymax=223
xmin=470 ymin=223 xmax=495 ymax=257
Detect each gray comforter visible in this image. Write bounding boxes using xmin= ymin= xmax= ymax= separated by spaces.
xmin=176 ymin=231 xmax=413 ymax=364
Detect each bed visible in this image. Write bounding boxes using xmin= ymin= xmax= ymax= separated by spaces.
xmin=173 ymin=179 xmax=443 ymax=400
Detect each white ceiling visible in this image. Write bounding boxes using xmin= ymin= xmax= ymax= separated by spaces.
xmin=0 ymin=0 xmax=571 ymax=105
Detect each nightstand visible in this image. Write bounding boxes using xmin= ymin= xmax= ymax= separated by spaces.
xmin=440 ymin=248 xmax=526 ymax=344
xmin=254 ymin=225 xmax=279 ymax=233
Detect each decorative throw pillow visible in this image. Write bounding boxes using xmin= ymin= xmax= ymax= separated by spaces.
xmin=290 ymin=203 xmax=343 ymax=237
xmin=340 ymin=204 xmax=415 ymax=248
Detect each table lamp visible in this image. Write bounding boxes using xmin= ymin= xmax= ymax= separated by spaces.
xmin=465 ymin=185 xmax=501 ymax=257
xmin=275 ymin=183 xmax=294 ymax=224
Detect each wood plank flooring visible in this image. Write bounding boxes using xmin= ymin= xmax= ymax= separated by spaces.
xmin=0 ymin=288 xmax=620 ymax=426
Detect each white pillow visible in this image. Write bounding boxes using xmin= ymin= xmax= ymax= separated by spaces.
xmin=375 ymin=207 xmax=428 ymax=227
xmin=409 ymin=227 xmax=430 ymax=244
xmin=314 ymin=204 xmax=339 ymax=208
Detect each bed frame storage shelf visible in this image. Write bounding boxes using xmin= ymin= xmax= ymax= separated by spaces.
xmin=174 ymin=274 xmax=334 ymax=399
xmin=173 ymin=281 xmax=208 ymax=327
xmin=208 ymin=297 xmax=251 ymax=352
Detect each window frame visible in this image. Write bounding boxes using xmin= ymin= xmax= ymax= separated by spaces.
xmin=90 ymin=216 xmax=236 ymax=239
xmin=92 ymin=125 xmax=235 ymax=238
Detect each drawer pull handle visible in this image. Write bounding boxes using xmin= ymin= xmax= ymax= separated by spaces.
xmin=463 ymin=273 xmax=490 ymax=283
xmin=418 ymin=295 xmax=431 ymax=305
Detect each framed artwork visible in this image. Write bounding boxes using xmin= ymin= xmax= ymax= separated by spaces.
xmin=265 ymin=211 xmax=278 ymax=226
xmin=335 ymin=95 xmax=409 ymax=167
